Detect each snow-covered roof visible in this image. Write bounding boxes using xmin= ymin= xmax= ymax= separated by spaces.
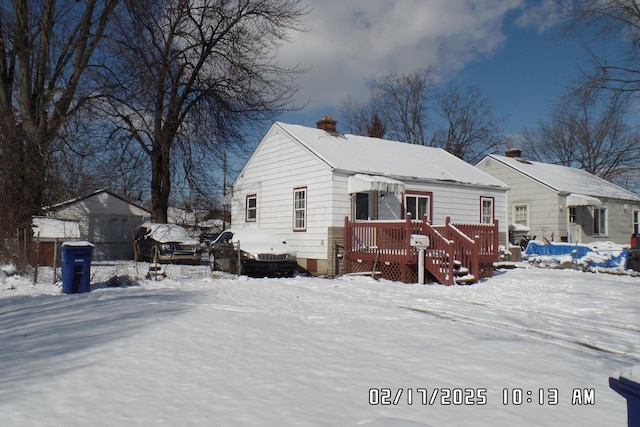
xmin=47 ymin=189 xmax=151 ymax=213
xmin=486 ymin=154 xmax=640 ymax=202
xmin=32 ymin=217 xmax=80 ymax=240
xmin=277 ymin=122 xmax=508 ymax=189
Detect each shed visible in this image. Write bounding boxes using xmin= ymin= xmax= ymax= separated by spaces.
xmin=46 ymin=190 xmax=151 ymax=260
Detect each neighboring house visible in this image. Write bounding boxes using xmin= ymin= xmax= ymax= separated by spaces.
xmin=46 ymin=189 xmax=151 ymax=260
xmin=230 ymin=117 xmax=509 ymax=277
xmin=476 ymin=149 xmax=640 ymax=245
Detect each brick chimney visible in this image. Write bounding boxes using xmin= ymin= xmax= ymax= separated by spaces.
xmin=316 ymin=115 xmax=337 ymax=133
xmin=505 ymin=148 xmax=522 ymax=158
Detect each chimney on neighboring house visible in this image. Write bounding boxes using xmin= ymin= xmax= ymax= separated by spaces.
xmin=316 ymin=115 xmax=337 ymax=133
xmin=505 ymin=148 xmax=522 ymax=158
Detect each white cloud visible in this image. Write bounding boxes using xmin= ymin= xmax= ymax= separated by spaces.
xmin=277 ymin=0 xmax=524 ymax=110
xmin=514 ymin=0 xmax=569 ymax=32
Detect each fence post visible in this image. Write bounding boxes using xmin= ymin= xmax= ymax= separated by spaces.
xmin=473 ymin=234 xmax=480 ymax=281
xmin=405 ymin=213 xmax=412 ymax=264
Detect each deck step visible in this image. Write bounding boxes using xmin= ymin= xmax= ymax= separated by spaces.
xmin=454 ymin=266 xmax=470 ymax=276
xmin=455 ymin=274 xmax=476 ymax=285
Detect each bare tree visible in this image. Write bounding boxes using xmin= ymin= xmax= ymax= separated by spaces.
xmin=337 ymin=95 xmax=374 ymax=136
xmin=338 ymin=68 xmax=506 ymax=163
xmin=431 ymin=84 xmax=507 ymax=164
xmin=0 ymin=0 xmax=120 ymax=234
xmin=561 ymin=0 xmax=640 ymax=94
xmin=522 ymin=85 xmax=640 ymax=184
xmin=371 ymin=68 xmax=435 ymax=145
xmin=338 ymin=95 xmax=387 ymax=138
xmin=98 ymin=0 xmax=307 ymax=223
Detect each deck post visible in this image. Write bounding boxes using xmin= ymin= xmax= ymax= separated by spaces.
xmin=405 ymin=212 xmax=412 ymax=264
xmin=344 ymin=216 xmax=351 ymax=253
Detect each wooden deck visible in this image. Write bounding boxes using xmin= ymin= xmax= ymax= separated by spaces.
xmin=342 ymin=213 xmax=499 ymax=285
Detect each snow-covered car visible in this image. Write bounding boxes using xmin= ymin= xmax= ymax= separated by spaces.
xmin=134 ymin=222 xmax=203 ymax=264
xmin=209 ymin=229 xmax=297 ymax=277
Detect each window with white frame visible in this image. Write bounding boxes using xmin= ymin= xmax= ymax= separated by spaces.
xmin=293 ymin=187 xmax=307 ymax=231
xmin=405 ymin=193 xmax=431 ymax=221
xmin=593 ymin=207 xmax=607 ymax=235
xmin=513 ymin=205 xmax=528 ymax=227
xmin=246 ymin=194 xmax=257 ymax=222
xmin=480 ymin=197 xmax=494 ymax=224
xmin=634 ymin=210 xmax=640 ymax=235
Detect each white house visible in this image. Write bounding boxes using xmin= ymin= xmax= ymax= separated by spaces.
xmin=476 ymin=149 xmax=640 ymax=245
xmin=230 ymin=117 xmax=508 ymax=276
xmin=46 ymin=189 xmax=151 ymax=260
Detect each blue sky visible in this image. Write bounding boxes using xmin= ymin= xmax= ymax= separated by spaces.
xmin=273 ymin=0 xmax=609 ymax=137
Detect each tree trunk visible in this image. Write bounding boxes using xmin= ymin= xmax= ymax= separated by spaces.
xmin=150 ymin=140 xmax=171 ymax=223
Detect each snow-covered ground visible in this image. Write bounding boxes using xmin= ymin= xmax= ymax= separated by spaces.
xmin=1 ymin=261 xmax=639 ymax=426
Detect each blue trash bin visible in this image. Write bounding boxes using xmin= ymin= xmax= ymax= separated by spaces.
xmin=609 ymin=366 xmax=640 ymax=427
xmin=61 ymin=242 xmax=94 ymax=294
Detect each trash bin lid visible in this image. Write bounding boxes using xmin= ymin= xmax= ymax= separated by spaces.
xmin=62 ymin=240 xmax=94 ymax=247
xmin=610 ymin=365 xmax=640 ymax=397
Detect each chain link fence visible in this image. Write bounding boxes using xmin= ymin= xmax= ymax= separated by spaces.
xmin=30 ymin=259 xmax=214 ymax=286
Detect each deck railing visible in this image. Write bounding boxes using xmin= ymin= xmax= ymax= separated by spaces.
xmin=421 ymin=220 xmax=455 ymax=285
xmin=344 ymin=213 xmax=499 ymax=285
xmin=344 ymin=216 xmax=423 ymax=265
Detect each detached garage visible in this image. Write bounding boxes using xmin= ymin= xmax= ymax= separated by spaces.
xmin=46 ymin=190 xmax=151 ymax=260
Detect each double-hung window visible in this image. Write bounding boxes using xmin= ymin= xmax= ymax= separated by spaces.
xmin=293 ymin=187 xmax=307 ymax=231
xmin=246 ymin=195 xmax=257 ymax=222
xmin=480 ymin=197 xmax=494 ymax=224
xmin=593 ymin=207 xmax=607 ymax=235
xmin=513 ymin=205 xmax=528 ymax=227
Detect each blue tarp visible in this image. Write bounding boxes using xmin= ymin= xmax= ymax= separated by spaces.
xmin=525 ymin=241 xmax=629 ymax=269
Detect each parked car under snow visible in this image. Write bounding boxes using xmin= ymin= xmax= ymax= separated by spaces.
xmin=134 ymin=222 xmax=203 ymax=264
xmin=209 ymin=229 xmax=297 ymax=277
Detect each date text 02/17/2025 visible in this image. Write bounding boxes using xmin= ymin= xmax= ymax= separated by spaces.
xmin=368 ymin=388 xmax=597 ymax=406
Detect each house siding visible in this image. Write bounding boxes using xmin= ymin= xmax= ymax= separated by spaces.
xmin=477 ymin=157 xmax=561 ymax=242
xmin=49 ymin=191 xmax=150 ymax=260
xmin=477 ymin=157 xmax=640 ymax=244
xmin=231 ymin=126 xmax=335 ymax=270
xmin=231 ymin=123 xmax=509 ymax=275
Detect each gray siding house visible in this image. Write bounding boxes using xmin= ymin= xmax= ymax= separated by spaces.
xmin=476 ymin=149 xmax=640 ymax=245
xmin=47 ymin=189 xmax=151 ymax=260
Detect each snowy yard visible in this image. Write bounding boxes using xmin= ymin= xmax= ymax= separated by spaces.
xmin=1 ymin=262 xmax=639 ymax=426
